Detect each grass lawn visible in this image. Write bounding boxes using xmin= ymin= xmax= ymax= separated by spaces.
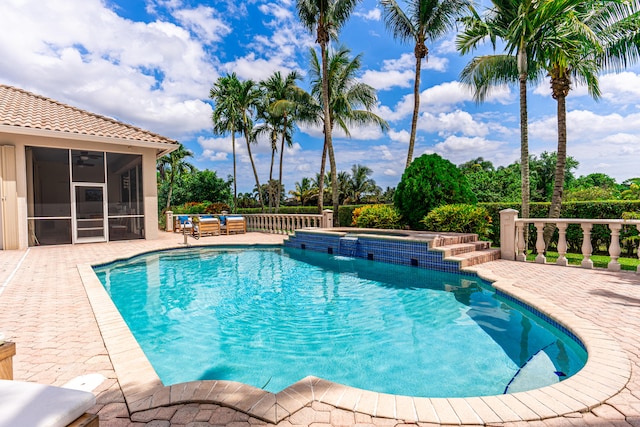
xmin=525 ymin=251 xmax=640 ymax=271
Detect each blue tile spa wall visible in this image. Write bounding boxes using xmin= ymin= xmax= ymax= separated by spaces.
xmin=285 ymin=231 xmax=462 ymax=272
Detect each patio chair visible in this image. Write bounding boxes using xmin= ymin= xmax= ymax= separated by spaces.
xmin=224 ymin=215 xmax=246 ymax=235
xmin=194 ymin=215 xmax=220 ymax=238
xmin=174 ymin=215 xmax=193 ymax=234
xmin=0 ymin=379 xmax=98 ymax=427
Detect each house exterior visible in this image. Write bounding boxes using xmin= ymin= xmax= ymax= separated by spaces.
xmin=0 ymin=84 xmax=179 ymax=249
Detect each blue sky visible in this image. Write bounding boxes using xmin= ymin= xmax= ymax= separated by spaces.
xmin=1 ymin=0 xmax=639 ymax=195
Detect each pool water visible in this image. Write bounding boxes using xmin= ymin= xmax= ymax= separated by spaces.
xmin=94 ymin=246 xmax=586 ymax=397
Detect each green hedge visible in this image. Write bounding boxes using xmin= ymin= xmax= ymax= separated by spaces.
xmin=482 ymin=200 xmax=640 ymax=254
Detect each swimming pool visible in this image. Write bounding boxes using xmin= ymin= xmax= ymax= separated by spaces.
xmin=94 ymin=246 xmax=586 ymax=397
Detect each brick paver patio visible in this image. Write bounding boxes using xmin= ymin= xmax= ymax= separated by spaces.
xmin=0 ymin=231 xmax=639 ymax=426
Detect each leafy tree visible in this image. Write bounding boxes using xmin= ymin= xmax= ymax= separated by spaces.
xmin=621 ymin=178 xmax=640 ymax=200
xmin=530 ymin=151 xmax=578 ymax=202
xmin=382 ymin=0 xmax=470 ymax=170
xmin=308 ymin=46 xmax=388 ymax=220
xmin=157 ymin=144 xmax=195 ymax=210
xmin=394 ymin=153 xmax=476 ymax=228
xmin=297 ymin=0 xmax=362 ymax=219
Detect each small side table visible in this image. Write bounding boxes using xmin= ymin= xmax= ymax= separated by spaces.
xmin=0 ymin=341 xmax=16 ymax=380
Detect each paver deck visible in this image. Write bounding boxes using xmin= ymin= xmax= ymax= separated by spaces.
xmin=0 ymin=231 xmax=639 ymax=426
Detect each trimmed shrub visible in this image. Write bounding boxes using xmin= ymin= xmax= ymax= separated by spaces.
xmin=394 ymin=154 xmax=476 ymax=229
xmin=351 ymin=204 xmax=402 ymax=229
xmin=421 ymin=204 xmax=492 ymax=240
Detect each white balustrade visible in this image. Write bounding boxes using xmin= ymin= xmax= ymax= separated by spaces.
xmin=242 ymin=212 xmax=328 ymax=234
xmin=500 ymin=209 xmax=640 ymax=273
xmin=556 ymin=222 xmax=568 ymax=266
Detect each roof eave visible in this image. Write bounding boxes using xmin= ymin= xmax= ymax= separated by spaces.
xmin=0 ymin=124 xmax=180 ymax=158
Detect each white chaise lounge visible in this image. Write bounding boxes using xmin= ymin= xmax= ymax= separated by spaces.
xmin=0 ymin=379 xmax=98 ymax=427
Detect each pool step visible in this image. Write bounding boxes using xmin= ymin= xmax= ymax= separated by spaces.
xmin=443 ymin=247 xmax=502 ymax=268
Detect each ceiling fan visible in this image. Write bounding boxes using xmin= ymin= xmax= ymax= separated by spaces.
xmin=73 ymin=151 xmax=100 ymax=167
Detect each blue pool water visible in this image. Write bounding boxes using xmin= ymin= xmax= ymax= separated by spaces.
xmin=94 ymin=246 xmax=587 ymax=397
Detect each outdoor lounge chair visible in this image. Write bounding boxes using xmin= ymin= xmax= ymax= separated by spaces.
xmin=194 ymin=215 xmax=220 ymax=238
xmin=0 ymin=379 xmax=98 ymax=427
xmin=174 ymin=215 xmax=193 ymax=234
xmin=224 ymin=215 xmax=246 ymax=235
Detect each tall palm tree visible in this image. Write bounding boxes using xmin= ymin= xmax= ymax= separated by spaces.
xmin=297 ymin=0 xmax=361 ymax=221
xmin=260 ymin=71 xmax=315 ymax=211
xmin=252 ymin=100 xmax=280 ymax=211
xmin=534 ymin=0 xmax=640 ymax=242
xmin=157 ymin=144 xmax=194 ymax=210
xmin=457 ymin=0 xmax=551 ymax=239
xmin=236 ymin=79 xmax=266 ymax=211
xmin=382 ymin=0 xmax=470 ymax=170
xmin=210 ymin=73 xmax=243 ymax=211
xmin=308 ymin=46 xmax=389 ymax=220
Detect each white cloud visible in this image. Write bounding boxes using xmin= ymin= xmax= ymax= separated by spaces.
xmin=362 ymin=53 xmax=449 ymax=91
xmin=432 ymin=136 xmax=506 ymax=165
xmin=172 ymin=5 xmax=231 ymax=44
xmin=355 ymin=8 xmax=382 ymax=21
xmin=417 ymin=110 xmax=489 ymax=137
xmin=388 ymin=129 xmax=410 ymax=144
xmin=0 ymin=0 xmax=218 ymax=139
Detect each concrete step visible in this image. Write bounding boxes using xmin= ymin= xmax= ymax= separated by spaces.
xmin=445 ymin=248 xmax=501 ymax=268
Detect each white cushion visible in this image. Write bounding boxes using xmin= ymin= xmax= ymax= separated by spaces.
xmin=0 ymin=380 xmax=96 ymax=427
xmin=200 ymin=218 xmax=219 ymax=223
xmin=226 ymin=217 xmax=244 ymax=221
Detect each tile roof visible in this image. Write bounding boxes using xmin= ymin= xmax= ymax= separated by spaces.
xmin=0 ymin=84 xmax=178 ymax=147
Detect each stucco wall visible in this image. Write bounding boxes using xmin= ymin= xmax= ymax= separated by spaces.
xmin=0 ymin=131 xmax=162 ymax=248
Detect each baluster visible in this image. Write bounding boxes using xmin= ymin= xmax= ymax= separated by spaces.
xmin=534 ymin=222 xmax=546 ymax=263
xmin=516 ymin=223 xmax=526 ymax=261
xmin=556 ymin=223 xmax=568 ymax=266
xmin=637 ymin=224 xmax=640 ymax=274
xmin=581 ymin=223 xmax=593 ymax=269
xmin=608 ymin=223 xmax=622 ymax=271
xmin=270 ymin=216 xmax=275 ymax=234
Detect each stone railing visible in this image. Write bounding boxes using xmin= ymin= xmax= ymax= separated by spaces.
xmin=244 ymin=209 xmax=333 ymax=235
xmin=500 ymin=209 xmax=640 ymax=273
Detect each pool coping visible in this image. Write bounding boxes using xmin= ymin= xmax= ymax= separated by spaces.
xmin=79 ymin=246 xmax=631 ymax=425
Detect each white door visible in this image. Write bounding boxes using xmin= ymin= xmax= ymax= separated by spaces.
xmin=72 ymin=184 xmax=108 ymax=243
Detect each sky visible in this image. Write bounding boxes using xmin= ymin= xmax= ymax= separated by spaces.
xmin=1 ymin=0 xmax=639 ymax=196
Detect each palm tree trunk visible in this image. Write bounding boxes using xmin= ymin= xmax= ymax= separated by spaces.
xmin=166 ymin=173 xmax=174 ymax=210
xmin=232 ymin=132 xmax=237 ymax=213
xmin=519 ymin=72 xmax=530 ymax=250
xmin=544 ymin=89 xmax=568 ymax=245
xmin=268 ymin=137 xmax=276 ymax=213
xmin=406 ymin=51 xmax=422 ymax=170
xmin=317 ymin=138 xmax=327 ymax=214
xmin=276 ymin=117 xmax=287 ymax=213
xmin=320 ymin=42 xmax=338 ymax=226
xmin=245 ymin=130 xmax=265 ymax=211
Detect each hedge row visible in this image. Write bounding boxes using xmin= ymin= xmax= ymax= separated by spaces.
xmin=481 ymin=200 xmax=640 ymax=254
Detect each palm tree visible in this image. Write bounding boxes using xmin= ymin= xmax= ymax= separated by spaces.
xmin=236 ymin=79 xmax=266 ymax=211
xmin=382 ymin=0 xmax=470 ymax=170
xmin=347 ymin=164 xmax=380 ymax=204
xmin=296 ymin=0 xmax=361 ymax=221
xmin=210 ymin=73 xmax=243 ymax=211
xmin=289 ymin=177 xmax=319 ymax=206
xmin=457 ymin=0 xmax=551 ymax=241
xmin=308 ymin=46 xmax=389 ymax=221
xmin=157 ymin=144 xmax=194 ymax=210
xmin=535 ymin=0 xmax=640 ymax=242
xmin=260 ymin=71 xmax=314 ymax=212
xmin=252 ymin=100 xmax=280 ymax=211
